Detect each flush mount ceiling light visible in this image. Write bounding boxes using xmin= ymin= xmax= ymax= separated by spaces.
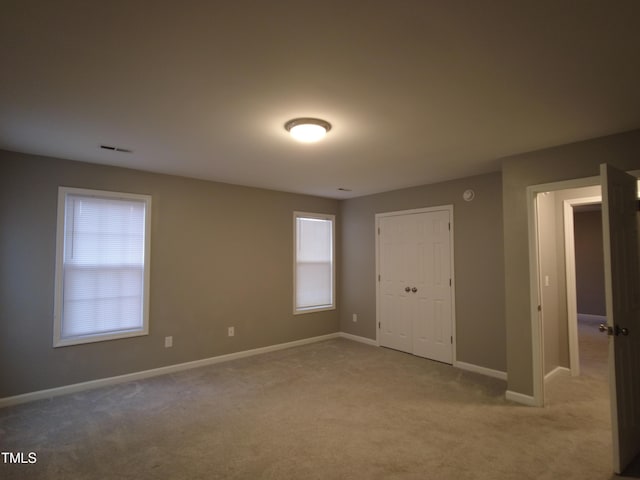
xmin=284 ymin=118 xmax=332 ymax=143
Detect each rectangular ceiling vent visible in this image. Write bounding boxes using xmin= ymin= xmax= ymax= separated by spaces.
xmin=100 ymin=144 xmax=132 ymax=153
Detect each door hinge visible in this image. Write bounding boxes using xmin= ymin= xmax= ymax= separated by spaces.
xmin=378 ymin=227 xmax=380 ymax=235
xmin=451 ymin=336 xmax=453 ymax=344
xmin=378 ymin=321 xmax=381 ymax=329
xmin=378 ymin=274 xmax=381 ymax=282
xmin=449 ymin=278 xmax=452 ymax=286
xmin=537 ymin=305 xmax=542 ymax=312
xmin=448 ymin=222 xmax=451 ymax=231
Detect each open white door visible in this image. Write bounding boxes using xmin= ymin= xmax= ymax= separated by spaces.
xmin=601 ymin=163 xmax=640 ymax=474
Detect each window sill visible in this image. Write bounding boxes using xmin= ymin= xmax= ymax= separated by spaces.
xmin=53 ymin=328 xmax=148 ymax=348
xmin=294 ymin=305 xmax=336 ymax=315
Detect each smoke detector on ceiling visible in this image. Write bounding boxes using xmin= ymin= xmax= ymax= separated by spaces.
xmin=463 ymin=189 xmax=475 ymax=201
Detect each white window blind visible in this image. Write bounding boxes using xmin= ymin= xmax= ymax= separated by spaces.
xmin=54 ymin=188 xmax=151 ymax=346
xmin=294 ymin=213 xmax=335 ymax=313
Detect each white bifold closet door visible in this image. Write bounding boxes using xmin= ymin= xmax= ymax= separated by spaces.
xmin=378 ymin=209 xmax=453 ymax=364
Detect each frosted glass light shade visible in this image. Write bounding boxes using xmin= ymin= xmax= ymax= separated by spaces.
xmin=285 ymin=118 xmax=332 ymax=143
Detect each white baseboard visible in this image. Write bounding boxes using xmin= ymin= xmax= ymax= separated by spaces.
xmin=544 ymin=366 xmax=571 ymax=382
xmin=0 ymin=331 xmax=517 ymax=409
xmin=0 ymin=332 xmax=341 ymax=408
xmin=338 ymin=332 xmax=378 ymax=347
xmin=455 ymin=361 xmax=507 ymax=381
xmin=505 ymin=390 xmax=539 ymax=406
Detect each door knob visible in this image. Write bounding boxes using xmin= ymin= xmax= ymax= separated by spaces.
xmin=405 ymin=287 xmax=411 ymax=292
xmin=411 ymin=287 xmax=417 ymax=293
xmin=599 ymin=324 xmax=630 ymax=336
xmin=599 ymin=324 xmax=613 ymax=335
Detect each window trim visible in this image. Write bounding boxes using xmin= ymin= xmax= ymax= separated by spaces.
xmin=293 ymin=211 xmax=336 ymax=315
xmin=53 ymin=186 xmax=152 ymax=347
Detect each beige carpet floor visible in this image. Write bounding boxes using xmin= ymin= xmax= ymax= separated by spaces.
xmin=0 ymin=330 xmax=633 ymax=480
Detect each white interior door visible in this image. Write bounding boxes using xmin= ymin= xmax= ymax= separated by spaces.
xmin=379 ymin=214 xmax=413 ymax=353
xmin=601 ymin=163 xmax=640 ymax=474
xmin=412 ymin=210 xmax=452 ymax=363
xmin=378 ymin=208 xmax=453 ymax=364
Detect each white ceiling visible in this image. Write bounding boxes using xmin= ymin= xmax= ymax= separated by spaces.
xmin=2 ymin=1 xmax=640 ymax=199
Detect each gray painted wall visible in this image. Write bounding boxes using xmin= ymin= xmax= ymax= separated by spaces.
xmin=537 ymin=191 xmax=564 ymax=376
xmin=6 ymin=128 xmax=639 ymax=400
xmin=339 ymin=172 xmax=506 ymax=372
xmin=0 ymin=150 xmax=339 ymax=398
xmin=575 ymin=209 xmax=606 ymax=316
xmin=502 ymin=129 xmax=640 ymax=397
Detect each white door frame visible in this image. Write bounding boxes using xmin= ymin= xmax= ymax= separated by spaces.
xmin=528 ymin=173 xmax=640 ymax=406
xmin=563 ymin=195 xmax=602 ymax=377
xmin=375 ymin=205 xmax=457 ymax=364
xmin=527 ymin=176 xmax=599 ymax=407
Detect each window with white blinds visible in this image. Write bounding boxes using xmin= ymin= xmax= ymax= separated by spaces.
xmin=53 ymin=187 xmax=151 ymax=347
xmin=294 ymin=212 xmax=335 ymax=314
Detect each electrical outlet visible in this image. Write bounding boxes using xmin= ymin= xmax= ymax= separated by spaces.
xmin=352 ymin=313 xmax=358 ymax=322
xmin=164 ymin=336 xmax=173 ymax=348
xmin=228 ymin=326 xmax=235 ymax=337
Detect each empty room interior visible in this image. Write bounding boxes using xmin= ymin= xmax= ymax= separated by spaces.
xmin=2 ymin=2 xmax=640 ymax=479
